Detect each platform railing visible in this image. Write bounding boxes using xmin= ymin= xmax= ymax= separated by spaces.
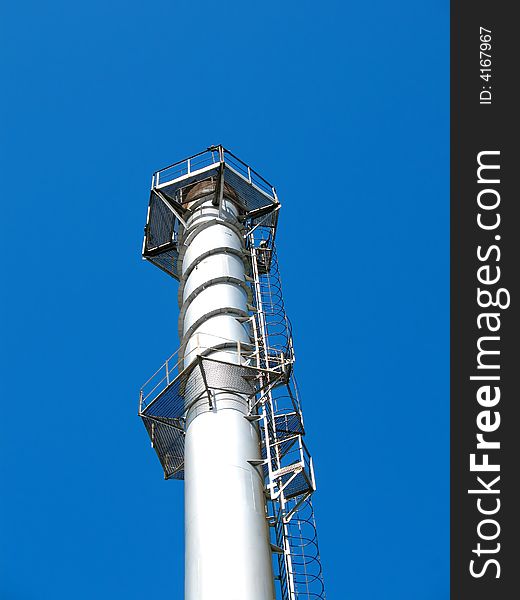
xmin=151 ymin=145 xmax=276 ymax=199
xmin=139 ymin=330 xmax=293 ymax=413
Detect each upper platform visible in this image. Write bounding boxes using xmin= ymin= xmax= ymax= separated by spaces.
xmin=142 ymin=145 xmax=280 ymax=280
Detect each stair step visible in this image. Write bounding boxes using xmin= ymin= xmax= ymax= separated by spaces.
xmin=272 ymin=462 xmax=302 ymax=478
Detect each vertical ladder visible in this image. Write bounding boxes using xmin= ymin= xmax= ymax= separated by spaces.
xmin=248 ymin=238 xmax=325 ymax=600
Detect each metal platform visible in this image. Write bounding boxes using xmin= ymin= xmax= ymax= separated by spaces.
xmin=142 ymin=145 xmax=280 ymax=280
xmin=139 ymin=345 xmax=288 ymax=480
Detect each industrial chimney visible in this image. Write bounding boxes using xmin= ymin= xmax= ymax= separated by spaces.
xmin=139 ymin=146 xmax=325 ymax=600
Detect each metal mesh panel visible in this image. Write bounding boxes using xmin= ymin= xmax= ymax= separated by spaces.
xmin=143 ymin=191 xmax=181 ymax=279
xmin=282 ymin=470 xmax=313 ymax=501
xmin=201 ymin=359 xmax=256 ymax=396
xmin=274 ymin=413 xmax=303 ymax=438
xmin=147 ymin=192 xmax=176 ymax=249
xmin=146 ymin=249 xmax=179 ymax=279
xmin=142 ymin=416 xmax=185 ymax=480
xmin=224 ymin=165 xmax=277 ymax=218
xmin=274 ymin=413 xmax=304 ymax=458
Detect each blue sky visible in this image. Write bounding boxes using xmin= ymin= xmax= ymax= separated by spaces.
xmin=1 ymin=1 xmax=449 ymax=598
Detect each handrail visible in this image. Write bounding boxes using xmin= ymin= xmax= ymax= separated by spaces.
xmin=151 ymin=146 xmax=276 ymax=198
xmin=139 ymin=330 xmax=293 ymax=412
